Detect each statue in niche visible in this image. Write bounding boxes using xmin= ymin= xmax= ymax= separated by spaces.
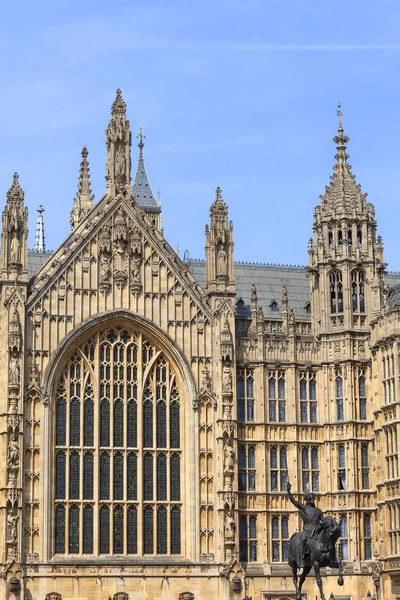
xmin=217 ymin=246 xmax=227 ymax=276
xmin=131 ymin=257 xmax=142 ymax=284
xmin=115 ymin=147 xmax=126 ymax=176
xmin=224 ymin=511 xmax=235 ymax=541
xmin=7 ymin=507 xmax=18 ymax=542
xmin=10 ymin=205 xmax=20 ymax=231
xmin=224 ymin=441 xmax=234 ymax=472
xmin=7 ymin=435 xmax=19 ymax=468
xmin=222 ymin=366 xmax=232 ymax=393
xmin=10 ymin=233 xmax=21 ymax=263
xmin=9 ymin=354 xmax=20 ymax=386
xmin=99 ymin=253 xmax=111 ymax=283
xmin=201 ymin=368 xmax=212 ymax=391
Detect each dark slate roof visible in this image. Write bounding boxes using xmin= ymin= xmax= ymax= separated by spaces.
xmin=386 ymin=282 xmax=400 ymax=309
xmin=190 ymin=260 xmax=400 ymax=319
xmin=28 ymin=251 xmax=53 ymax=279
xmin=131 ymin=134 xmax=160 ymax=212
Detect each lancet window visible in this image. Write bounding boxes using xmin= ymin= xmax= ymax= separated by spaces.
xmin=268 ymin=370 xmax=286 ymax=423
xmin=351 ymin=270 xmax=365 ymax=313
xmin=301 ymin=446 xmax=319 ymax=492
xmin=271 ymin=516 xmax=289 ymax=562
xmin=239 ymin=515 xmax=257 ymax=563
xmin=54 ymin=327 xmax=182 ymax=557
xmin=270 ymin=446 xmax=288 ymax=491
xmin=237 ymin=368 xmax=255 ymax=422
xmin=330 ymin=271 xmax=343 ymax=314
xmin=336 ymin=370 xmax=344 ymax=421
xmin=364 ymin=514 xmax=372 ymax=560
xmin=299 ymin=371 xmax=317 ymax=423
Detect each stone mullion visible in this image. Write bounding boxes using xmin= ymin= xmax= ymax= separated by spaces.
xmin=109 ymin=344 xmax=115 ymax=556
xmin=137 ymin=334 xmax=144 ymax=555
xmin=123 ymin=344 xmax=128 ymax=556
xmin=93 ymin=334 xmax=100 ymax=556
xmin=79 ymin=367 xmax=84 ymax=555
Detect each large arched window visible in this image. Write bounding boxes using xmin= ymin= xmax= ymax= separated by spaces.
xmin=54 ymin=326 xmax=182 ymax=557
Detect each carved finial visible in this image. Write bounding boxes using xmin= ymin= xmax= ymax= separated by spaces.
xmin=333 ymin=103 xmax=349 ymax=165
xmin=34 ymin=204 xmax=45 ymax=253
xmin=6 ymin=172 xmax=24 ymax=204
xmin=111 ymin=88 xmax=126 ymax=117
xmin=137 ymin=124 xmax=145 ymax=150
xmin=70 ymin=147 xmax=95 ymax=231
xmin=337 ymin=102 xmax=343 ymax=126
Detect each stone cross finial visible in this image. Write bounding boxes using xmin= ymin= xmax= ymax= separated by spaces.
xmin=137 ymin=124 xmax=145 ymax=149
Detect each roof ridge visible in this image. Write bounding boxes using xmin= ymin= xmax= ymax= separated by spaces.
xmin=191 ymin=258 xmax=306 ymax=270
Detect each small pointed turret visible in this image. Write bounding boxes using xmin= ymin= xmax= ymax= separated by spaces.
xmin=132 ymin=125 xmax=162 ymax=230
xmin=105 ymin=89 xmax=132 ymax=196
xmin=70 ymin=147 xmax=95 ymax=231
xmin=1 ymin=172 xmax=28 ymax=279
xmin=34 ymin=204 xmax=45 ymax=252
xmin=205 ymin=186 xmax=235 ymax=293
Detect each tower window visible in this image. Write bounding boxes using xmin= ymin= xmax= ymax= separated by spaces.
xmin=237 ymin=368 xmax=255 ymax=422
xmin=299 ymin=371 xmax=317 ymax=423
xmin=328 ymin=231 xmax=333 ymax=249
xmin=352 ymin=270 xmax=365 ymax=313
xmin=272 ymin=516 xmax=289 ymax=562
xmin=338 ymin=230 xmax=343 ymax=247
xmin=357 ymin=228 xmax=362 ymax=247
xmin=268 ymin=370 xmax=286 ymax=422
xmin=348 ymin=229 xmax=352 ymax=246
xmin=330 ymin=271 xmax=343 ymax=314
xmin=336 ymin=370 xmax=344 ymax=421
xmin=338 ymin=444 xmax=346 ymax=490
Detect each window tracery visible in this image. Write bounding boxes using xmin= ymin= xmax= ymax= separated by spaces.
xmin=54 ymin=326 xmax=182 ymax=557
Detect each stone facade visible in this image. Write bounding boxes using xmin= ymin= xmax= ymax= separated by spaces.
xmin=0 ymin=92 xmax=399 ymax=600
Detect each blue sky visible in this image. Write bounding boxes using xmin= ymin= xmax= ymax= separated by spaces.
xmin=2 ymin=0 xmax=400 ymax=269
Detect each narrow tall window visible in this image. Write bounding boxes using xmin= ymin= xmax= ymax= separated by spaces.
xmin=300 ymin=372 xmax=317 ymax=423
xmin=239 ymin=445 xmax=256 ymax=491
xmin=338 ymin=445 xmax=346 ymax=490
xmin=361 ymin=444 xmax=370 ymax=489
xmin=301 ymin=446 xmax=319 ymax=492
xmin=336 ymin=370 xmax=344 ymax=421
xmin=272 ymin=516 xmax=289 ymax=562
xmin=330 ymin=271 xmax=343 ymax=314
xmin=340 ymin=515 xmax=349 ymax=559
xmin=268 ymin=370 xmax=286 ymax=422
xmin=364 ymin=514 xmax=372 ymax=560
xmin=239 ymin=515 xmax=257 ymax=562
xmin=352 ymin=270 xmax=365 ymax=313
xmin=270 ymin=446 xmax=287 ymax=491
xmin=237 ymin=368 xmax=255 ymax=422
xmin=358 ymin=371 xmax=367 ymax=420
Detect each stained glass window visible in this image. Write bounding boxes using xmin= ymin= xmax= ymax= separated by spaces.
xmin=157 ymin=506 xmax=167 ymax=554
xmin=144 ymin=506 xmax=154 ymax=554
xmin=100 ymin=452 xmax=110 ymax=500
xmin=170 ymin=454 xmax=180 ymax=501
xmin=113 ymin=505 xmax=124 ymax=554
xmin=143 ymin=401 xmax=153 ymax=448
xmin=69 ymin=451 xmax=80 ymax=499
xmin=55 ymin=504 xmax=66 ymax=554
xmin=70 ymin=399 xmax=80 ymax=446
xmin=69 ymin=505 xmax=80 ymax=554
xmin=127 ymin=401 xmax=137 ymax=447
xmin=100 ymin=400 xmax=110 ymax=447
xmin=56 ymin=398 xmax=66 ymax=446
xmin=114 ymin=452 xmax=124 ymax=500
xmin=127 ymin=452 xmax=137 ymax=500
xmin=84 ymin=398 xmax=94 ymax=446
xmin=127 ymin=505 xmax=138 ymax=554
xmin=54 ymin=326 xmax=182 ymax=557
xmin=144 ymin=453 xmax=153 ymax=500
xmin=100 ymin=505 xmax=110 ymax=554
xmin=157 ymin=402 xmax=167 ymax=448
xmin=83 ymin=505 xmax=93 ymax=554
xmin=157 ymin=453 xmax=167 ymax=501
xmin=170 ymin=402 xmax=180 ymax=448
xmin=171 ymin=507 xmax=181 ymax=554
xmin=114 ymin=399 xmax=124 ymax=447
xmin=83 ymin=452 xmax=94 ymax=499
xmin=55 ymin=451 xmax=66 ymax=499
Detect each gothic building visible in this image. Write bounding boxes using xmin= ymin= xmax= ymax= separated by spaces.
xmin=1 ymin=90 xmax=399 ymax=600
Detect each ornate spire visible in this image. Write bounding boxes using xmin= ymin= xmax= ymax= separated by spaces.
xmin=34 ymin=204 xmax=45 ymax=253
xmin=105 ymin=89 xmax=131 ymax=195
xmin=70 ymin=147 xmax=95 ymax=231
xmin=210 ymin=186 xmax=228 ymax=218
xmin=132 ymin=125 xmax=159 ymax=210
xmin=318 ymin=104 xmax=368 ymax=217
xmin=131 ymin=125 xmax=162 ymax=230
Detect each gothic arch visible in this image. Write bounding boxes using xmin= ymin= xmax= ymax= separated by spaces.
xmin=40 ymin=309 xmax=198 ymax=562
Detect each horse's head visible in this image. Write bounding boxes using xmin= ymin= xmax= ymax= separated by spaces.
xmin=320 ymin=516 xmax=341 ymax=546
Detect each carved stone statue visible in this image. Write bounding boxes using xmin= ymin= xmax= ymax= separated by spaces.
xmin=224 ymin=441 xmax=234 ymax=472
xmin=99 ymin=253 xmax=111 ymax=283
xmin=115 ymin=147 xmax=126 ymax=176
xmin=9 ymin=354 xmax=20 ymax=386
xmin=224 ymin=511 xmax=235 ymax=541
xmin=131 ymin=257 xmax=141 ymax=284
xmin=222 ymin=366 xmax=232 ymax=393
xmin=217 ymin=247 xmax=227 ymax=276
xmin=7 ymin=435 xmax=19 ymax=468
xmin=10 ymin=233 xmax=21 ymax=263
xmin=7 ymin=508 xmax=19 ymax=543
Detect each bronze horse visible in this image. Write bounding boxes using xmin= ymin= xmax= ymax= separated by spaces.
xmin=288 ymin=515 xmax=344 ymax=600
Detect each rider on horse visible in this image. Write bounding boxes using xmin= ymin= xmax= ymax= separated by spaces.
xmin=286 ymin=481 xmax=323 ymax=569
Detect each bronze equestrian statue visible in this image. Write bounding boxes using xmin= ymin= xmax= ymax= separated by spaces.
xmin=286 ymin=482 xmax=344 ymax=600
